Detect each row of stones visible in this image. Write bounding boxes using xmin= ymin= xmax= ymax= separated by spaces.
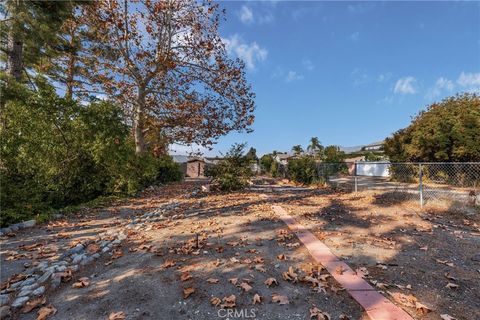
xmin=125 ymin=201 xmax=181 ymax=230
xmin=0 ymin=200 xmax=182 ymax=318
xmin=0 ymin=220 xmax=36 ymax=237
xmin=0 ymin=229 xmax=128 ymax=318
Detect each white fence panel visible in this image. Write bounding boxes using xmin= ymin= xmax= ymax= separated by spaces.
xmin=356 ymin=162 xmax=390 ymax=177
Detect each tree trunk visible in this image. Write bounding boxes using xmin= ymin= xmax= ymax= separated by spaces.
xmin=7 ymin=31 xmax=23 ymax=82
xmin=134 ymin=89 xmax=147 ymax=155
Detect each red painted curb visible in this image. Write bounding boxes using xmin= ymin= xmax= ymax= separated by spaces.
xmin=273 ymin=205 xmax=414 ymax=320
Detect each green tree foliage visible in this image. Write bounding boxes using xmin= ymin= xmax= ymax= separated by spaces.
xmin=245 ymin=147 xmax=258 ymax=161
xmin=206 ymin=143 xmax=252 ymax=191
xmin=1 ymin=0 xmax=80 ymax=81
xmin=287 ymin=156 xmax=318 ymax=184
xmin=307 ymin=137 xmax=325 ymax=159
xmin=324 ymin=145 xmax=346 ymax=162
xmin=292 ymin=145 xmax=304 ymax=155
xmin=364 ymin=152 xmax=384 ymax=161
xmin=260 ymin=154 xmax=274 ymax=173
xmin=384 ymin=93 xmax=480 ymax=161
xmin=0 ymin=78 xmax=181 ymax=226
xmin=270 ymin=160 xmax=279 ymax=178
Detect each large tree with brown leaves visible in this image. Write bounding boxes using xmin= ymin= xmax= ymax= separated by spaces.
xmin=89 ymin=0 xmax=255 ymax=154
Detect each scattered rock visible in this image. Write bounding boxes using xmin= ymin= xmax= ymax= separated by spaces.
xmin=0 ymin=306 xmax=10 ymax=319
xmin=471 ymin=253 xmax=480 ymax=262
xmin=21 ymin=220 xmax=36 ymax=228
xmin=37 ymin=271 xmax=53 ymax=284
xmin=0 ymin=295 xmax=9 ymax=306
xmin=32 ymin=286 xmax=45 ymax=297
xmin=72 ymin=254 xmax=85 ymax=264
xmin=17 ymin=289 xmax=32 ymax=297
xmin=11 ymin=296 xmax=29 ymax=309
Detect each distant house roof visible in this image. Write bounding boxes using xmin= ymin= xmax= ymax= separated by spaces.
xmin=363 ymin=141 xmax=384 ymax=148
xmin=275 ymin=153 xmax=293 ymax=160
xmin=344 ymin=156 xmax=365 ymax=162
xmin=187 ymin=157 xmax=204 ymax=163
xmin=340 ymin=140 xmax=385 ymax=153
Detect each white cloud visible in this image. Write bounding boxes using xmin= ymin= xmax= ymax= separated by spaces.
xmin=457 ymin=72 xmax=480 ymax=88
xmin=222 ymin=34 xmax=268 ymax=70
xmin=394 ymin=76 xmax=417 ymax=94
xmin=425 ymin=77 xmax=455 ymax=100
xmin=302 ymin=59 xmax=315 ymax=71
xmin=285 ymin=70 xmax=304 ymax=82
xmin=239 ymin=5 xmax=253 ymax=24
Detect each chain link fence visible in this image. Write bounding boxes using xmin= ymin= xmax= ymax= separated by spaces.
xmin=319 ymin=162 xmax=480 ymax=207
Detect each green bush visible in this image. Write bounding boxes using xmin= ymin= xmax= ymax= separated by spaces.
xmin=206 ymin=143 xmax=252 ymax=191
xmin=0 ymin=78 xmax=182 ymax=226
xmin=287 ymin=156 xmax=318 ymax=185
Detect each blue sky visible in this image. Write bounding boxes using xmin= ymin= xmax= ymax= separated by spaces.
xmin=171 ymin=1 xmax=480 ymax=156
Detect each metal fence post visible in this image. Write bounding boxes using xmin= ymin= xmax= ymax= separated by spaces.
xmin=354 ymin=162 xmax=358 ymax=192
xmin=419 ymin=163 xmax=424 ymax=207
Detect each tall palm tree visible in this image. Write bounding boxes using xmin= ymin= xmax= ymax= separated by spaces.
xmin=307 ymin=137 xmax=321 ymax=153
xmin=292 ymin=145 xmax=304 ymax=155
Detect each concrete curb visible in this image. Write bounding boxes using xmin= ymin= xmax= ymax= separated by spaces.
xmin=272 ymin=205 xmax=414 ymax=320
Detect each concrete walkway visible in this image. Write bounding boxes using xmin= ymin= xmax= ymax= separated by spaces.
xmin=273 ymin=205 xmax=414 ymax=320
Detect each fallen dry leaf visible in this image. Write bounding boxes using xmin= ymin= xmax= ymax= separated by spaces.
xmin=206 ymin=278 xmax=219 ymax=284
xmin=271 ymin=293 xmax=289 ymax=305
xmin=111 ymin=249 xmax=123 ymax=259
xmin=387 ymin=292 xmax=417 ymax=308
xmin=277 ymin=253 xmax=287 ymax=260
xmin=239 ymin=282 xmax=252 ymax=292
xmin=162 ymin=259 xmax=176 ymax=268
xmin=282 ymin=266 xmax=298 ymax=282
xmin=37 ymin=305 xmax=57 ymax=320
xmin=309 ymin=307 xmax=330 ymax=320
xmin=22 ymin=296 xmax=46 ymax=313
xmin=108 ymin=311 xmax=126 ymax=320
xmin=445 ymin=282 xmax=459 ymax=289
xmin=355 ymin=267 xmax=369 ymax=278
xmin=415 ymin=301 xmax=432 ymax=315
xmin=72 ymin=277 xmax=90 ymax=288
xmin=211 ymin=297 xmax=221 ymax=307
xmin=254 ymin=264 xmax=266 ymax=273
xmin=264 ymin=277 xmax=278 ymax=287
xmin=87 ymin=244 xmax=100 ymax=253
xmin=253 ymin=293 xmax=262 ymax=304
xmin=221 ymin=295 xmax=236 ymax=308
xmin=183 ymin=287 xmax=195 ymax=299
xmin=228 ymin=277 xmax=238 ymax=285
xmin=180 ymin=272 xmax=192 ymax=282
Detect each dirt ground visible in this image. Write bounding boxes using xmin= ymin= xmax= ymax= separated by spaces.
xmin=1 ymin=179 xmax=479 ymax=320
xmin=279 ymin=189 xmax=480 ymax=320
